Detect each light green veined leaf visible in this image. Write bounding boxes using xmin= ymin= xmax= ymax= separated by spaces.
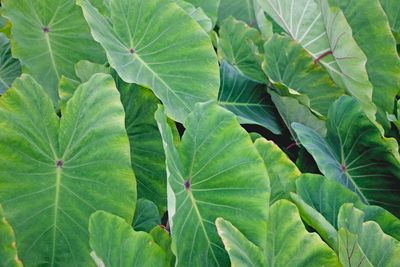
xmin=258 ymin=0 xmax=376 ymax=123
xmin=328 ymin=0 xmax=400 ymax=130
xmin=253 ymin=0 xmax=273 ymax=40
xmin=184 ymin=0 xmax=220 ymax=25
xmin=218 ymin=0 xmax=256 ymax=26
xmin=0 ymin=204 xmax=23 ymax=267
xmin=0 ymin=35 xmax=20 ymax=94
xmin=292 ymin=96 xmax=400 ymax=217
xmin=78 ymin=0 xmax=219 ymax=123
xmin=263 ymin=34 xmax=344 ymax=117
xmin=58 ymin=76 xmax=80 ymax=113
xmin=150 ymin=226 xmax=175 ymax=267
xmin=2 ymin=0 xmax=105 ymax=105
xmin=218 ymin=60 xmax=281 ymax=134
xmin=133 ymin=199 xmax=161 ymax=232
xmin=89 ymin=211 xmax=165 ymax=267
xmin=254 ymin=138 xmax=301 ymax=203
xmin=0 ymin=74 xmax=136 ymax=266
xmin=175 ymin=0 xmax=212 ymax=33
xmin=216 ymin=218 xmax=266 ymax=267
xmin=74 ymin=60 xmax=110 ymax=83
xmin=337 ymin=204 xmax=400 ymax=267
xmin=155 ymin=102 xmax=270 ymax=266
xmin=218 ymin=17 xmax=267 ymax=83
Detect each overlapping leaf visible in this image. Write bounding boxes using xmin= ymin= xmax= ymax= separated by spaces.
xmin=175 ymin=1 xmax=212 ymax=33
xmin=0 ymin=35 xmax=20 ymax=94
xmin=156 ymin=102 xmax=270 ymax=266
xmin=0 ymin=204 xmax=23 ymax=267
xmin=0 ymin=74 xmax=136 ymax=266
xmin=132 ymin=199 xmax=161 ymax=232
xmin=218 ymin=0 xmax=256 ymax=26
xmin=183 ymin=0 xmax=219 ymax=25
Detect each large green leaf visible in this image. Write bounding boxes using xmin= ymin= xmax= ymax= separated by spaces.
xmin=292 ymin=96 xmax=400 ymax=216
xmin=0 ymin=204 xmax=23 ymax=267
xmin=380 ymin=0 xmax=400 ymax=32
xmin=337 ymin=204 xmax=400 ymax=267
xmin=329 ymin=0 xmax=400 ymax=130
xmin=263 ymin=34 xmax=344 ymax=116
xmin=216 ymin=218 xmax=266 ymax=267
xmin=0 ymin=35 xmax=20 ymax=94
xmin=89 ymin=211 xmax=165 ymax=267
xmin=0 ymin=74 xmax=136 ymax=266
xmin=2 ymin=0 xmax=105 ymax=105
xmin=155 ymin=102 xmax=270 ymax=266
xmin=218 ymin=60 xmax=281 ymax=134
xmin=258 ymin=0 xmax=376 ymax=123
xmin=175 ymin=0 xmax=212 ymax=33
xmin=254 ymin=138 xmax=301 ymax=203
xmin=132 ymin=199 xmax=161 ymax=232
xmin=78 ymin=0 xmax=219 ymax=123
xmin=218 ymin=0 xmax=256 ymax=26
xmin=183 ymin=0 xmax=220 ymax=25
xmin=150 ymin=226 xmax=175 ymax=267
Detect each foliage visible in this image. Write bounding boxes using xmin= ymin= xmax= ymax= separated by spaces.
xmin=0 ymin=0 xmax=399 ymax=266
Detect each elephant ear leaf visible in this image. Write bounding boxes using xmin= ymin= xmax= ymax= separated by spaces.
xmin=175 ymin=0 xmax=213 ymax=33
xmin=337 ymin=204 xmax=400 ymax=267
xmin=0 ymin=35 xmax=20 ymax=94
xmin=155 ymin=102 xmax=270 ymax=266
xmin=0 ymin=204 xmax=23 ymax=267
xmin=293 ymin=96 xmax=400 ymax=217
xmin=132 ymin=199 xmax=161 ymax=232
xmin=2 ymin=0 xmax=105 ymax=105
xmin=78 ymin=0 xmax=219 ymax=123
xmin=89 ymin=211 xmax=165 ymax=267
xmin=0 ymin=74 xmax=136 ymax=265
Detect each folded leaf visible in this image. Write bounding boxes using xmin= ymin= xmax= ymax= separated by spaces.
xmin=218 ymin=60 xmax=281 ymax=134
xmin=0 ymin=204 xmax=23 ymax=267
xmin=293 ymin=96 xmax=400 ymax=216
xmin=89 ymin=211 xmax=165 ymax=267
xmin=78 ymin=0 xmax=219 ymax=123
xmin=156 ymin=102 xmax=270 ymax=266
xmin=0 ymin=35 xmax=20 ymax=94
xmin=176 ymin=0 xmax=213 ymax=33
xmin=184 ymin=0 xmax=220 ymax=25
xmin=2 ymin=0 xmax=105 ymax=105
xmin=0 ymin=74 xmax=136 ymax=265
xmin=150 ymin=226 xmax=175 ymax=267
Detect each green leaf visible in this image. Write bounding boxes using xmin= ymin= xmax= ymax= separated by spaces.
xmin=0 ymin=204 xmax=23 ymax=267
xmin=58 ymin=76 xmax=80 ymax=113
xmin=269 ymin=90 xmax=327 ymax=143
xmin=218 ymin=17 xmax=267 ymax=83
xmin=155 ymin=102 xmax=270 ymax=266
xmin=266 ymin=200 xmax=340 ymax=267
xmin=0 ymin=35 xmax=20 ymax=94
xmin=133 ymin=199 xmax=161 ymax=232
xmin=2 ymin=0 xmax=106 ymax=105
xmin=293 ymin=96 xmax=400 ymax=217
xmin=74 ymin=60 xmax=110 ymax=83
xmin=175 ymin=0 xmax=213 ymax=33
xmin=89 ymin=211 xmax=165 ymax=267
xmin=150 ymin=226 xmax=175 ymax=267
xmin=218 ymin=60 xmax=281 ymax=134
xmin=337 ymin=204 xmax=400 ymax=267
xmin=78 ymin=0 xmax=219 ymax=123
xmin=254 ymin=138 xmax=301 ymax=203
xmin=380 ymin=0 xmax=400 ymax=32
xmin=329 ymin=0 xmax=400 ymax=130
xmin=216 ymin=217 xmax=266 ymax=267
xmin=0 ymin=74 xmax=136 ymax=266
xmin=263 ymin=34 xmax=344 ymax=117
xmin=258 ymin=0 xmax=377 ymax=123
xmin=184 ymin=0 xmax=220 ymax=25
xmin=218 ymin=0 xmax=256 ymax=26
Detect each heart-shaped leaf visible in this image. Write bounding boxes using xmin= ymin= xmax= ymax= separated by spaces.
xmin=133 ymin=199 xmax=161 ymax=232
xmin=156 ymin=102 xmax=270 ymax=266
xmin=0 ymin=74 xmax=136 ymax=265
xmin=78 ymin=0 xmax=219 ymax=123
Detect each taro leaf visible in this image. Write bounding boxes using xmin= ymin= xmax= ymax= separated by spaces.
xmin=218 ymin=0 xmax=256 ymax=26
xmin=0 ymin=35 xmax=20 ymax=94
xmin=380 ymin=0 xmax=400 ymax=32
xmin=0 ymin=74 xmax=136 ymax=266
xmin=150 ymin=226 xmax=175 ymax=267
xmin=337 ymin=204 xmax=400 ymax=267
xmin=74 ymin=60 xmax=110 ymax=83
xmin=184 ymin=0 xmax=220 ymax=25
xmin=155 ymin=102 xmax=270 ymax=266
xmin=254 ymin=138 xmax=301 ymax=203
xmin=58 ymin=76 xmax=80 ymax=113
xmin=269 ymin=90 xmax=327 ymax=143
xmin=89 ymin=211 xmax=165 ymax=267
xmin=218 ymin=17 xmax=267 ymax=83
xmin=293 ymin=174 xmax=400 ymax=241
xmin=2 ymin=0 xmax=105 ymax=105
xmin=329 ymin=0 xmax=400 ymax=130
xmin=218 ymin=60 xmax=281 ymax=134
xmin=78 ymin=0 xmax=219 ymax=123
xmin=0 ymin=204 xmax=23 ymax=267
xmin=133 ymin=199 xmax=161 ymax=232
xmin=388 ymin=99 xmax=400 ymax=131
xmin=292 ymin=96 xmax=400 ymax=217
xmin=176 ymin=0 xmax=213 ymax=32
xmin=253 ymin=1 xmax=273 ymax=40
xmin=263 ymin=34 xmax=344 ymax=117
xmin=258 ymin=0 xmax=377 ymax=123
xmin=216 ymin=217 xmax=266 ymax=267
